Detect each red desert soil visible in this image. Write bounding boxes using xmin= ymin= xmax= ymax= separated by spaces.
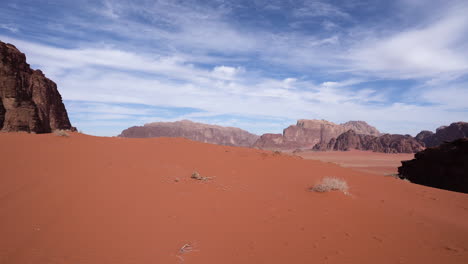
xmin=0 ymin=133 xmax=467 ymax=264
xmin=294 ymin=149 xmax=415 ymax=176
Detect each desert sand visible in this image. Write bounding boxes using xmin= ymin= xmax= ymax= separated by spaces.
xmin=1 ymin=132 xmax=467 ymax=264
xmin=295 ymin=150 xmax=414 ymax=175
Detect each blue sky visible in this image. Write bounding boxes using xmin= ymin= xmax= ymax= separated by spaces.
xmin=1 ymin=0 xmax=467 ymax=136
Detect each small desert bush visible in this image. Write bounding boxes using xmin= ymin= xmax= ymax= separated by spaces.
xmin=54 ymin=129 xmax=70 ymax=137
xmin=311 ymin=177 xmax=349 ymax=194
xmin=191 ymin=171 xmax=212 ymax=181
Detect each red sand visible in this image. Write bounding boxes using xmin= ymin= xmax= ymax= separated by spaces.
xmin=1 ymin=133 xmax=467 ymax=264
xmin=294 ymin=150 xmax=415 ymax=175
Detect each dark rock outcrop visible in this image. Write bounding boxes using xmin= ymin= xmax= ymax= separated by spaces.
xmin=119 ymin=120 xmax=259 ymax=147
xmin=0 ymin=41 xmax=74 ymax=132
xmin=314 ymin=130 xmax=425 ymax=153
xmin=371 ymin=134 xmax=425 ymax=153
xmin=253 ymin=119 xmax=380 ymax=150
xmin=415 ymin=130 xmax=435 ymax=146
xmin=416 ymin=122 xmax=468 ymax=147
xmin=398 ymin=138 xmax=468 ymax=193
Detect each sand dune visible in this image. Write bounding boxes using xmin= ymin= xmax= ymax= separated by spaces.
xmin=1 ymin=133 xmax=467 ymax=264
xmin=295 ymin=150 xmax=414 ymax=176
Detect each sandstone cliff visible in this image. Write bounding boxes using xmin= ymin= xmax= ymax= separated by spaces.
xmin=253 ymin=119 xmax=380 ymax=150
xmin=0 ymin=41 xmax=74 ymax=132
xmin=119 ymin=120 xmax=259 ymax=147
xmin=398 ymin=138 xmax=468 ymax=193
xmin=313 ymin=130 xmax=425 ymax=153
xmin=416 ymin=122 xmax=468 ymax=147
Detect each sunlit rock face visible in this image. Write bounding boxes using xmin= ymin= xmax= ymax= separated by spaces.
xmin=119 ymin=120 xmax=259 ymax=147
xmin=0 ymin=41 xmax=74 ymax=133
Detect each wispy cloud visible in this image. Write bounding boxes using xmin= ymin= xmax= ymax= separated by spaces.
xmin=0 ymin=24 xmax=18 ymax=33
xmin=293 ymin=0 xmax=350 ymax=18
xmin=347 ymin=6 xmax=468 ymax=79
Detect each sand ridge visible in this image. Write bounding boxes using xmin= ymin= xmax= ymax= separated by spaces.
xmin=0 ymin=132 xmax=467 ymax=263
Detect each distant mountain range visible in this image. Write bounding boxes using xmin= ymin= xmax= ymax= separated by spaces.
xmin=118 ymin=119 xmax=468 ymax=153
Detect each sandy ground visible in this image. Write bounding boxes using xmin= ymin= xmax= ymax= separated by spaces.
xmin=0 ymin=132 xmax=467 ymax=264
xmin=294 ymin=150 xmax=415 ymax=175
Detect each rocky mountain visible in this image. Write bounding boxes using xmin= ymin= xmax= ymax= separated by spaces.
xmin=313 ymin=130 xmax=424 ymax=153
xmin=416 ymin=122 xmax=468 ymax=147
xmin=398 ymin=138 xmax=468 ymax=193
xmin=119 ymin=120 xmax=259 ymax=147
xmin=253 ymin=119 xmax=380 ymax=150
xmin=253 ymin=133 xmax=296 ymax=149
xmin=341 ymin=121 xmax=381 ymax=136
xmin=0 ymin=41 xmax=74 ymax=133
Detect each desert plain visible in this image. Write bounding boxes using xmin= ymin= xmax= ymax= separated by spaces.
xmin=295 ymin=149 xmax=414 ymax=176
xmin=1 ymin=132 xmax=467 ymax=264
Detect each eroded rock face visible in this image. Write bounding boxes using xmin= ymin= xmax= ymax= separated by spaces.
xmin=398 ymin=138 xmax=468 ymax=193
xmin=371 ymin=134 xmax=425 ymax=153
xmin=314 ymin=130 xmax=425 ymax=153
xmin=416 ymin=122 xmax=468 ymax=148
xmin=119 ymin=120 xmax=259 ymax=147
xmin=254 ymin=133 xmax=301 ymax=150
xmin=342 ymin=121 xmax=380 ymax=137
xmin=0 ymin=41 xmax=74 ymax=133
xmin=415 ymin=130 xmax=435 ymax=146
xmin=253 ymin=119 xmax=380 ymax=150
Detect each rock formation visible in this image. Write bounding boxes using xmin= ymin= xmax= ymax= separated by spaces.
xmin=313 ymin=130 xmax=425 ymax=153
xmin=415 ymin=130 xmax=435 ymax=146
xmin=118 ymin=120 xmax=259 ymax=147
xmin=398 ymin=138 xmax=468 ymax=193
xmin=253 ymin=133 xmax=295 ymax=149
xmin=416 ymin=122 xmax=468 ymax=147
xmin=253 ymin=119 xmax=380 ymax=150
xmin=0 ymin=41 xmax=74 ymax=133
xmin=341 ymin=121 xmax=381 ymax=136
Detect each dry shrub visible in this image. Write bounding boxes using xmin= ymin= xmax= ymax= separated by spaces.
xmin=191 ymin=171 xmax=212 ymax=181
xmin=311 ymin=177 xmax=349 ymax=194
xmin=54 ymin=129 xmax=70 ymax=137
xmin=179 ymin=243 xmax=194 ymax=254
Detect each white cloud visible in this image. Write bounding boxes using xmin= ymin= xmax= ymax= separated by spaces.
xmin=347 ymin=7 xmax=468 ymax=78
xmin=294 ymin=0 xmax=350 ymax=18
xmin=421 ymin=84 xmax=468 ymax=109
xmin=0 ymin=24 xmax=18 ymax=33
xmin=211 ymin=65 xmax=244 ymax=80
